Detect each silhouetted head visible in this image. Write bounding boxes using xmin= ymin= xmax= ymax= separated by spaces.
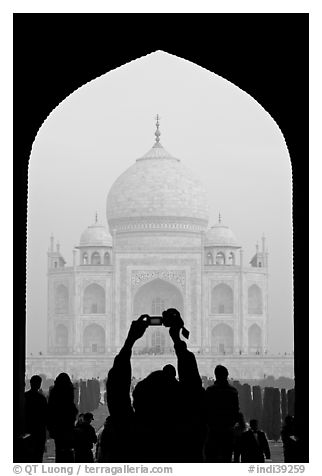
xmin=30 ymin=375 xmax=42 ymax=391
xmin=132 ymin=370 xmax=179 ymax=422
xmin=54 ymin=372 xmax=73 ymax=388
xmin=162 ymin=364 xmax=176 ymax=380
xmin=250 ymin=419 xmax=259 ymax=431
xmin=214 ymin=365 xmax=229 ymax=381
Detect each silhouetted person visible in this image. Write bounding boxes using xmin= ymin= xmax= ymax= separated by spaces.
xmin=105 ymin=310 xmax=205 ymax=462
xmin=281 ymin=415 xmax=297 ymax=462
xmin=240 ymin=419 xmax=271 ymax=462
xmin=233 ymin=412 xmax=247 ymax=462
xmin=162 ymin=364 xmax=177 ymax=380
xmin=76 ymin=413 xmax=84 ymax=426
xmin=96 ymin=416 xmax=113 ymax=462
xmin=74 ymin=412 xmax=97 ymax=462
xmin=24 ymin=375 xmax=47 ymax=462
xmin=204 ymin=365 xmax=239 ymax=462
xmin=47 ymin=372 xmax=78 ymax=462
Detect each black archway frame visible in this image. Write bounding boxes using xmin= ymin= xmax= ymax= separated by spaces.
xmin=14 ymin=13 xmax=308 ymax=462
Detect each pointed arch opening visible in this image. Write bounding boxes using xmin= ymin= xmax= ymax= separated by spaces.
xmin=211 ymin=323 xmax=234 ymax=354
xmin=248 ymin=323 xmax=262 ymax=354
xmin=83 ymin=283 xmax=105 ymax=314
xmin=133 ymin=278 xmax=183 ymax=354
xmin=228 ymin=251 xmax=235 ymax=265
xmin=216 ymin=252 xmax=225 ymax=265
xmin=83 ymin=323 xmax=105 ymax=353
xmin=248 ymin=284 xmax=263 ymax=314
xmin=211 ymin=283 xmax=233 ymax=314
xmin=55 ymin=284 xmax=69 ymax=314
xmin=206 ymin=252 xmax=214 ymax=265
xmin=91 ymin=251 xmax=101 ymax=265
xmin=104 ymin=251 xmax=110 ymax=265
xmin=82 ymin=252 xmax=88 ymax=265
xmin=55 ymin=324 xmax=68 ymax=354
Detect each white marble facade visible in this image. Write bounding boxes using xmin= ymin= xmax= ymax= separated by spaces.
xmin=46 ymin=125 xmax=271 ymax=364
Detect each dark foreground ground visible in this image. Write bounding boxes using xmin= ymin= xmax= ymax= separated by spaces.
xmin=43 ymin=404 xmax=284 ymax=463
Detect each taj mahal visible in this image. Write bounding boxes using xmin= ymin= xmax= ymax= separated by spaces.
xmin=26 ymin=118 xmax=293 ymax=380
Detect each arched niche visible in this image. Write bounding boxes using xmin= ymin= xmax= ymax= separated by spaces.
xmin=248 ymin=323 xmax=262 ymax=354
xmin=206 ymin=251 xmax=214 ymax=265
xmin=151 ymin=328 xmax=166 ymax=354
xmin=55 ymin=324 xmax=68 ymax=353
xmin=83 ymin=323 xmax=105 ymax=353
xmin=215 ymin=251 xmax=225 ymax=265
xmin=83 ymin=283 xmax=105 ymax=314
xmin=248 ymin=284 xmax=263 ymax=315
xmin=133 ymin=278 xmax=183 ymax=352
xmin=211 ymin=323 xmax=234 ymax=354
xmin=55 ymin=284 xmax=68 ymax=314
xmin=211 ymin=283 xmax=233 ymax=314
xmin=91 ymin=251 xmax=101 ymax=265
xmin=104 ymin=252 xmax=110 ymax=265
xmin=82 ymin=252 xmax=88 ymax=265
xmin=228 ymin=251 xmax=235 ymax=265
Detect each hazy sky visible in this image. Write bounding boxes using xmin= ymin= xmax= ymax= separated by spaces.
xmin=27 ymin=51 xmax=293 ymax=354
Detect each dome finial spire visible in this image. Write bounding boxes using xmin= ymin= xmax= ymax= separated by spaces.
xmin=154 ymin=114 xmax=161 ymax=146
xmin=95 ymin=211 xmax=98 ymax=224
xmin=218 ymin=212 xmax=222 ymax=224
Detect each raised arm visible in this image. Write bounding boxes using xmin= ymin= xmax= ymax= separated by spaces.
xmin=169 ymin=326 xmax=202 ymax=390
xmin=106 ymin=316 xmax=148 ymax=420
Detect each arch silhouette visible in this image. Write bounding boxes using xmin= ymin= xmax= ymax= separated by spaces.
xmin=211 ymin=283 xmax=233 ymax=314
xmin=55 ymin=284 xmax=68 ymax=314
xmin=83 ymin=323 xmax=105 ymax=353
xmin=83 ymin=283 xmax=105 ymax=314
xmin=211 ymin=323 xmax=234 ymax=354
xmin=248 ymin=284 xmax=263 ymax=314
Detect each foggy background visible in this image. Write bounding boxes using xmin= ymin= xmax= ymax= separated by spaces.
xmin=26 ymin=51 xmax=293 ymax=355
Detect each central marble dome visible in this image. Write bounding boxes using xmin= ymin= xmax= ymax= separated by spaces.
xmin=106 ymin=123 xmax=209 ymax=234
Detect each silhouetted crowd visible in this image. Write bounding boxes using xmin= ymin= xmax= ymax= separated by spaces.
xmin=24 ymin=310 xmax=298 ymax=463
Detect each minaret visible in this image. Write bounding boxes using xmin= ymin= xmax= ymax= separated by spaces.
xmin=262 ymin=233 xmax=267 ymax=268
xmin=47 ymin=235 xmax=66 ymax=269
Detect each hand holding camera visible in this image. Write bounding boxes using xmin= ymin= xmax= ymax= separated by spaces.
xmin=141 ymin=308 xmax=190 ymax=339
xmin=126 ymin=314 xmax=149 ymax=344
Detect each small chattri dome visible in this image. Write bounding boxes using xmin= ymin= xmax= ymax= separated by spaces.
xmin=79 ymin=217 xmax=112 ymax=247
xmin=205 ymin=221 xmax=239 ymax=247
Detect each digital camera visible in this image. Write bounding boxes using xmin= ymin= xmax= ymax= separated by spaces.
xmin=142 ymin=309 xmax=189 ymax=338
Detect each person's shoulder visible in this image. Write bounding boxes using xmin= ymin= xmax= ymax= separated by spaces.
xmin=227 ymin=382 xmax=238 ymax=393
